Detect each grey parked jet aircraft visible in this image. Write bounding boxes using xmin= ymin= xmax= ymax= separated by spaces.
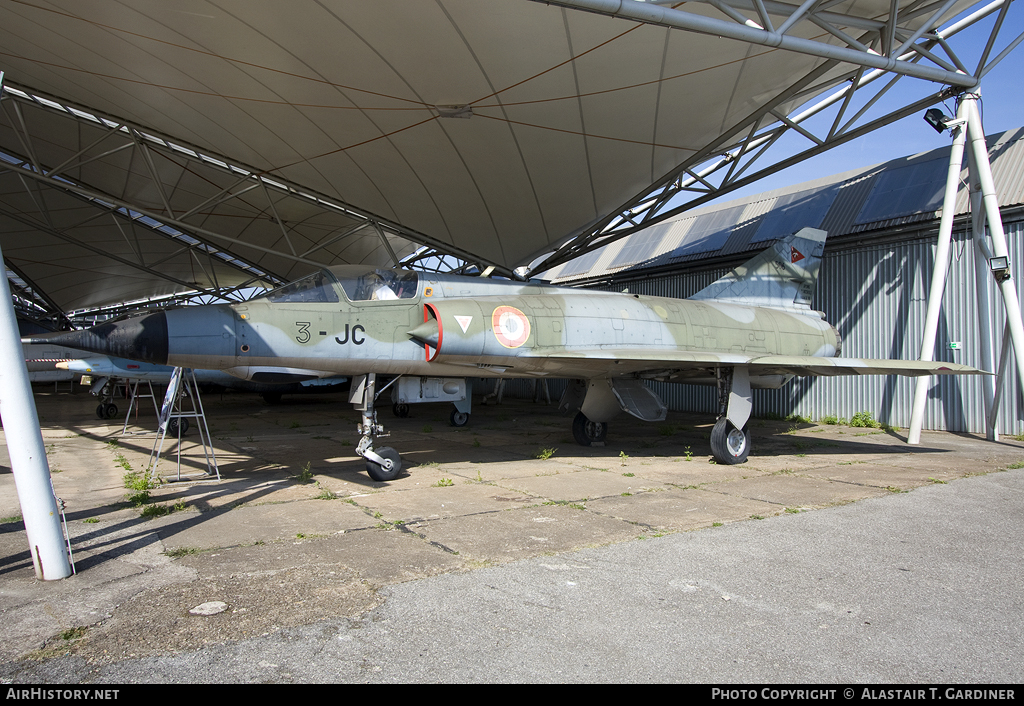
xmin=25 ymin=228 xmax=982 ymax=480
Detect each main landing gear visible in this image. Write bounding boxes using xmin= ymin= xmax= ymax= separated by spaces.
xmin=96 ymin=402 xmax=118 ymax=420
xmin=93 ymin=378 xmax=120 ymax=419
xmin=710 ymin=366 xmax=753 ymax=465
xmin=572 ymin=412 xmax=607 ymax=446
xmin=351 ymin=373 xmax=403 ymax=482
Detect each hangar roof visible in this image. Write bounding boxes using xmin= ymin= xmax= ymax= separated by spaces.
xmin=546 ymin=126 xmax=1024 ymax=282
xmin=0 ymin=0 xmax=1007 ymax=319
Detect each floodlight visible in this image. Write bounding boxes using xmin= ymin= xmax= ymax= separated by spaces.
xmin=989 ymin=256 xmax=1010 ymax=281
xmin=924 ymin=108 xmax=950 ymax=133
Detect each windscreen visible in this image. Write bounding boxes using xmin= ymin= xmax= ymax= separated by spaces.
xmin=253 ymin=270 xmax=340 ymax=304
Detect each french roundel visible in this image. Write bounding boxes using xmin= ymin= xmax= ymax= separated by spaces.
xmin=491 ymin=306 xmax=531 ymax=348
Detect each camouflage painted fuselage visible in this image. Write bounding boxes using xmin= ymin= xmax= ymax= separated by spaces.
xmin=156 ymin=267 xmax=840 ymax=383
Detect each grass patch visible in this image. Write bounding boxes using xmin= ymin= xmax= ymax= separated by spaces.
xmin=140 ymin=504 xmax=170 ymax=518
xmin=165 ymin=547 xmax=201 ymax=558
xmin=59 ymin=627 xmax=87 ymax=642
xmin=296 ymin=461 xmax=314 ymax=484
xmin=544 ymin=500 xmax=586 ymax=511
xmin=536 ymin=447 xmax=557 ymax=460
xmin=850 ymin=411 xmax=881 ymax=428
xmin=433 ymin=478 xmax=454 ymax=487
xmin=123 ymin=469 xmax=157 ymax=507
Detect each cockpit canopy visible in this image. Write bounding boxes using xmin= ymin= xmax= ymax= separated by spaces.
xmin=254 ymin=266 xmax=419 ymax=304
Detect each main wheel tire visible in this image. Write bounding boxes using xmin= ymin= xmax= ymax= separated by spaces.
xmin=392 ymin=403 xmax=410 ymax=418
xmin=103 ymin=403 xmax=118 ymax=419
xmin=710 ymin=418 xmax=750 ymax=464
xmin=450 ymin=409 xmax=469 ymax=427
xmin=572 ymin=412 xmax=607 ymax=446
xmin=168 ymin=418 xmax=190 ymax=437
xmin=96 ymin=404 xmax=105 ymax=419
xmin=365 ymin=446 xmax=402 ymax=482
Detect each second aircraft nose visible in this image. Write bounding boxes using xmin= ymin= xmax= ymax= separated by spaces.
xmin=22 ymin=312 xmax=169 ymax=365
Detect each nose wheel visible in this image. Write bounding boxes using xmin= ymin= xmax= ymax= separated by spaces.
xmin=352 ymin=374 xmax=403 ymax=482
xmin=362 ymin=443 xmax=402 ymax=482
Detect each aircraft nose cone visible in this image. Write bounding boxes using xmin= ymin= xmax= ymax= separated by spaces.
xmin=23 ymin=312 xmax=169 ymax=365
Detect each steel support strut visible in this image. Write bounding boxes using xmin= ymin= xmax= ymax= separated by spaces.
xmin=964 ymin=94 xmax=1024 ymax=435
xmin=907 ymin=98 xmax=970 ymax=444
xmin=0 ymin=72 xmax=72 ymax=580
xmin=526 ymin=0 xmax=1017 ymax=278
xmin=909 ymin=90 xmax=1024 ymax=442
xmin=536 ymin=0 xmax=979 ymax=86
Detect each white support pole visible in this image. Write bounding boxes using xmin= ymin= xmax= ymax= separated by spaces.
xmin=907 ymin=99 xmax=969 ymax=444
xmin=962 ymin=95 xmax=1024 ymax=431
xmin=988 ymin=320 xmax=1012 ymax=434
xmin=968 ymin=146 xmax=999 ymax=440
xmin=0 ymin=246 xmax=73 ymax=579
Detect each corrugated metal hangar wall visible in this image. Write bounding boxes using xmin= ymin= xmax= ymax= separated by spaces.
xmin=599 ymin=217 xmax=1024 ymax=434
xmin=500 ymin=128 xmax=1024 ymax=435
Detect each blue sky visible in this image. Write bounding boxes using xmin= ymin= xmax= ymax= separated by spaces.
xmin=719 ymin=4 xmax=1024 ymax=202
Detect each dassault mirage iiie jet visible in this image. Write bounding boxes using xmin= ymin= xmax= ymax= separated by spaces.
xmin=26 ymin=229 xmax=982 ymax=481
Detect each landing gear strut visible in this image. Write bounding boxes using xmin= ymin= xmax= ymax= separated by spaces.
xmin=710 ymin=366 xmax=752 ymax=465
xmin=93 ymin=378 xmax=121 ymax=419
xmin=351 ymin=373 xmax=403 ymax=482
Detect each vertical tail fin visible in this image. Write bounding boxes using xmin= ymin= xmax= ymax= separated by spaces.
xmin=689 ymin=227 xmax=826 ymax=314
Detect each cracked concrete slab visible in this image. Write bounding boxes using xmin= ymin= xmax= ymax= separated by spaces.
xmin=1 ymin=390 xmax=1022 ymax=679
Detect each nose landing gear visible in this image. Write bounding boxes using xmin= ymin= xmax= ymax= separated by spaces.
xmin=351 ymin=373 xmax=403 ymax=482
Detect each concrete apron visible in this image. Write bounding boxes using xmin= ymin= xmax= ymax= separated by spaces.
xmin=0 ymin=387 xmax=1021 ymax=664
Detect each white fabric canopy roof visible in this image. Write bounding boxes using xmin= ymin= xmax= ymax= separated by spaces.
xmin=0 ymin=0 xmax=983 ymax=311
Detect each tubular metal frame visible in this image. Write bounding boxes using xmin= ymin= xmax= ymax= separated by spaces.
xmin=526 ymin=0 xmax=1020 ymax=276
